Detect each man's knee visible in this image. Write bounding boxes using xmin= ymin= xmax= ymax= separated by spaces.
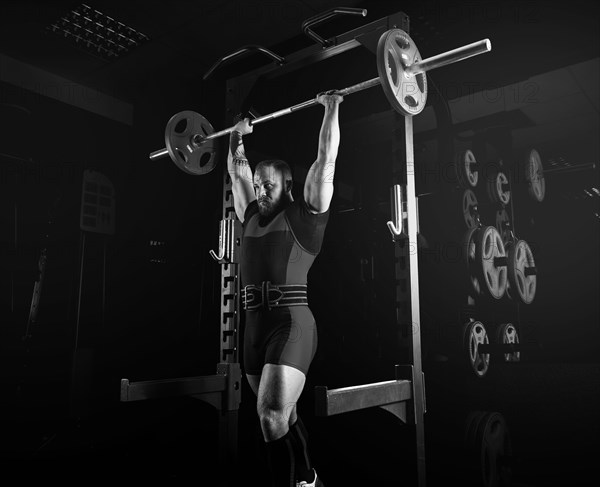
xmin=258 ymin=405 xmax=292 ymax=437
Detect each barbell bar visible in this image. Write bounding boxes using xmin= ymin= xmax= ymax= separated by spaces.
xmin=149 ymin=30 xmax=491 ymax=175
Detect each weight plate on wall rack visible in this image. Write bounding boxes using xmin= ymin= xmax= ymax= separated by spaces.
xmin=506 ymin=239 xmax=537 ymax=304
xmin=463 ymin=320 xmax=490 ymax=378
xmin=456 ymin=149 xmax=479 ymax=188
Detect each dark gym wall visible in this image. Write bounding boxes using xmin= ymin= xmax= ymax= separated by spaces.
xmin=0 ymin=59 xmax=228 ymax=407
xmin=0 ymin=78 xmax=131 ymax=326
xmin=1 ymin=76 xmax=131 ymax=417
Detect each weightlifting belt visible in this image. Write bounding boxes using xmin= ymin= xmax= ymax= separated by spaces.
xmin=242 ymin=282 xmax=308 ymax=311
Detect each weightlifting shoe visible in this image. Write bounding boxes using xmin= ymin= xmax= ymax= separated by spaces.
xmin=297 ymin=469 xmax=324 ymax=487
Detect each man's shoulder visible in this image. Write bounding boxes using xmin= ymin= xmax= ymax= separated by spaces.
xmin=287 ymin=197 xmax=327 ymax=215
xmin=285 ymin=198 xmax=330 ymax=234
xmin=243 ymin=200 xmax=259 ymax=225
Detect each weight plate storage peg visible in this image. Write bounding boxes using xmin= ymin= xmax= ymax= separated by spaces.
xmin=165 ymin=111 xmax=218 ymax=175
xmin=474 ymin=225 xmax=508 ymax=300
xmin=376 ymin=29 xmax=427 ymax=116
xmin=456 ymin=149 xmax=479 ymax=188
xmin=486 ymin=169 xmax=511 ymax=206
xmin=465 ymin=411 xmax=512 ymax=487
xmin=463 ymin=320 xmax=490 ymax=378
xmin=495 ymin=323 xmax=520 ymax=362
xmin=506 ymin=239 xmax=537 ymax=304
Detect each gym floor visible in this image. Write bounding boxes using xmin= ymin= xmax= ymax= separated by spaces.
xmin=1 ymin=360 xmax=598 ymax=486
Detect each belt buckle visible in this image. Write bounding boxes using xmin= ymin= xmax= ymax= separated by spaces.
xmin=245 ymin=282 xmax=287 ymax=311
xmin=262 ymin=281 xmax=284 ymax=311
xmin=243 ymin=284 xmax=261 ymax=310
xmin=262 ymin=281 xmax=270 ymax=311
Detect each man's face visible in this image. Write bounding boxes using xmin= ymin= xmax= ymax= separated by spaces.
xmin=253 ymin=165 xmax=287 ymax=217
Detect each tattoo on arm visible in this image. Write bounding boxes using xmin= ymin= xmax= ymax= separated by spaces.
xmin=315 ymin=162 xmax=335 ymax=183
xmin=230 ymin=131 xmax=248 ymax=165
xmin=229 ymin=131 xmax=252 ymax=182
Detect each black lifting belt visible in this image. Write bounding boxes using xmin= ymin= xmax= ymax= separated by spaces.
xmin=242 ymin=281 xmax=308 ymax=311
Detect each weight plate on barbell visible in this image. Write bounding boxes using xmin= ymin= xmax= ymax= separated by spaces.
xmin=524 ymin=148 xmax=545 ymax=203
xmin=376 ymin=29 xmax=427 ymax=116
xmin=462 ymin=189 xmax=480 ymax=229
xmin=496 ymin=323 xmax=520 ymax=362
xmin=463 ymin=320 xmax=490 ymax=378
xmin=456 ymin=149 xmax=479 ymax=188
xmin=164 ymin=111 xmax=218 ymax=176
xmin=486 ymin=170 xmax=510 ymax=206
xmin=506 ymin=239 xmax=537 ymax=304
xmin=475 ymin=225 xmax=507 ymax=300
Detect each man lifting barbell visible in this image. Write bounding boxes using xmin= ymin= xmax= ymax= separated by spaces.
xmin=146 ymin=28 xmax=493 ymax=487
xmin=228 ymin=91 xmax=342 ymax=487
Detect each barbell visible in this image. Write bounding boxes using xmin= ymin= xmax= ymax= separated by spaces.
xmin=150 ymin=29 xmax=492 ymax=175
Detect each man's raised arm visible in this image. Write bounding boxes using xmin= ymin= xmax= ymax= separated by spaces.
xmin=227 ymin=119 xmax=256 ymax=222
xmin=304 ymin=92 xmax=343 ymax=214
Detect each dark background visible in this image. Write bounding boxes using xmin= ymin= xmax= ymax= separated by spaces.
xmin=1 ymin=1 xmax=598 ymax=486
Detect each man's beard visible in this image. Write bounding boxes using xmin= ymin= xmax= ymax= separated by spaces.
xmin=258 ymin=197 xmax=281 ymax=217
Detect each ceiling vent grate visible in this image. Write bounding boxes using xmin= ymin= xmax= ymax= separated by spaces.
xmin=46 ymin=3 xmax=150 ymax=60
